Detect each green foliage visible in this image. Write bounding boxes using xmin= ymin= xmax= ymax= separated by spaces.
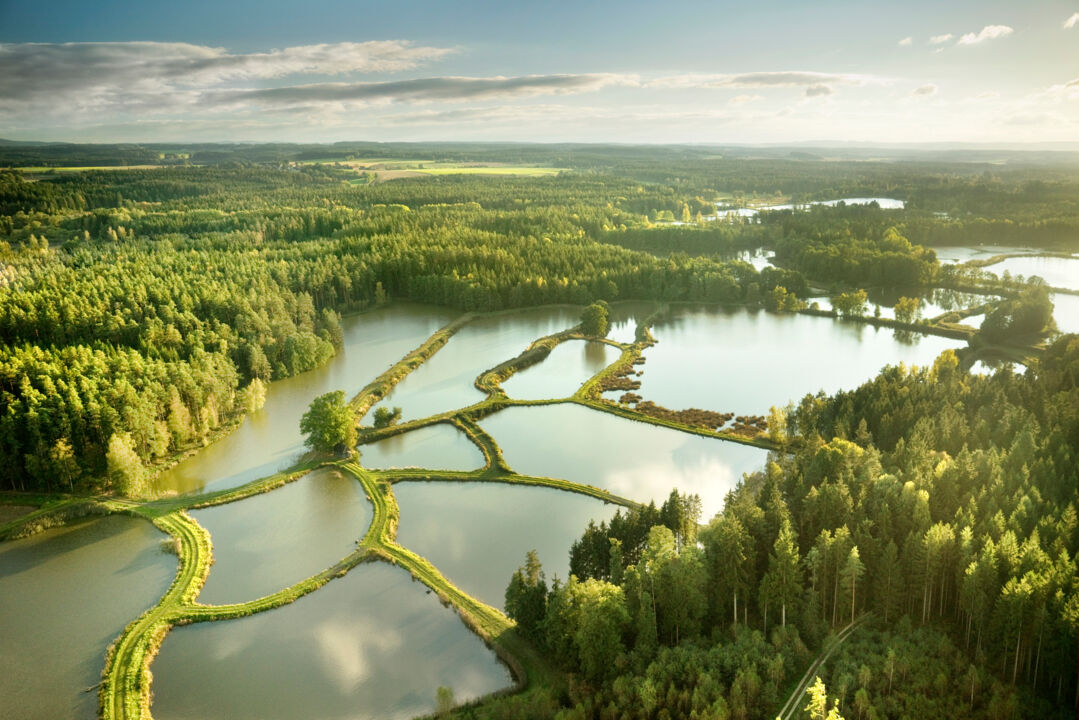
xmin=505 ymin=550 xmax=548 ymax=641
xmin=299 ymin=390 xmax=356 ymax=454
xmin=105 ymin=432 xmax=145 ymax=497
xmin=436 ymin=686 xmax=455 ymax=717
xmin=978 ymin=286 xmax=1055 ymax=343
xmin=767 ymin=285 xmax=807 ymax=312
xmin=580 ymin=301 xmax=610 ymax=337
xmin=893 ymin=296 xmax=922 ymax=324
xmin=239 ymin=378 xmax=267 ymax=413
xmin=830 ymin=290 xmax=869 ymax=318
xmin=569 ymin=491 xmax=700 ymax=581
xmin=372 ymin=406 xmax=403 ymax=429
xmin=805 ymin=677 xmax=847 ymax=720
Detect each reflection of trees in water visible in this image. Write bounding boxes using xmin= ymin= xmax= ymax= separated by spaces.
xmin=892 ymin=328 xmax=921 ymax=346
xmin=929 ymin=287 xmax=984 ymax=312
xmin=584 ymin=340 xmax=610 ymax=366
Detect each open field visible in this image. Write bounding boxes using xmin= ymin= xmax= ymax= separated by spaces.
xmin=297 ymin=158 xmax=567 ymax=178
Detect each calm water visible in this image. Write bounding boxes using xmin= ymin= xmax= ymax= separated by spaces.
xmin=714 ymin=197 xmax=904 ymax=222
xmin=394 ymin=482 xmax=619 ymax=609
xmin=370 ymin=307 xmax=578 ymax=422
xmin=481 ymin=404 xmax=769 ymax=520
xmin=360 ymin=423 xmax=484 ymax=471
xmin=732 ymin=249 xmax=776 ymax=271
xmin=606 ymin=301 xmax=658 ymax=344
xmin=932 ymin=245 xmax=1054 ymax=264
xmin=151 ymin=562 xmax=512 ymax=720
xmin=959 ymin=313 xmax=986 ymax=329
xmin=0 ymin=516 xmax=176 ymax=720
xmin=193 ymin=467 xmax=372 ymax=605
xmin=1054 ymin=293 xmax=1079 ymax=334
xmin=501 ymin=340 xmax=619 ymax=400
xmin=155 ymin=305 xmax=454 ymax=495
xmin=979 ymin=254 xmax=1079 ymax=292
xmin=635 ymin=306 xmax=963 ymax=416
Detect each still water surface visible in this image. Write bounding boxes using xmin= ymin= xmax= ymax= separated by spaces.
xmin=370 ymin=307 xmax=578 ymax=422
xmin=635 ymin=306 xmax=963 ymax=416
xmin=395 ymin=481 xmax=619 ymax=609
xmin=360 ymin=423 xmax=484 ymax=471
xmin=978 ymin=254 xmax=1079 ymax=292
xmin=193 ymin=467 xmax=372 ymax=605
xmin=151 ymin=562 xmax=512 ymax=720
xmin=0 ymin=516 xmax=176 ymax=720
xmin=501 ymin=340 xmax=619 ymax=399
xmin=482 ymin=403 xmax=769 ymax=520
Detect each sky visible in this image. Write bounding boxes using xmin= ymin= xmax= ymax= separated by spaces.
xmin=0 ymin=0 xmax=1077 ymax=144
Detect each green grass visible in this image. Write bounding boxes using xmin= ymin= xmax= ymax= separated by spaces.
xmin=413 ymin=166 xmax=566 ymax=176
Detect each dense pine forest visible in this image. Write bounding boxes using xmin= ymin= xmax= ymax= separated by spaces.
xmin=1 ymin=143 xmax=1077 ymax=719
xmin=491 ymin=341 xmax=1078 ymax=719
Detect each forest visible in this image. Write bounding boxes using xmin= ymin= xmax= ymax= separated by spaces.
xmin=489 ymin=339 xmax=1078 ymax=719
xmin=1 ymin=143 xmax=1077 ymax=719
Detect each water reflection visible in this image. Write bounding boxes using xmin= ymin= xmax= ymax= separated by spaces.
xmin=482 ymin=404 xmax=769 ymax=520
xmin=0 ymin=516 xmax=175 ymax=720
xmin=193 ymin=467 xmax=372 ymax=605
xmin=395 ymin=482 xmax=619 ymax=608
xmin=360 ymin=424 xmax=484 ymax=471
xmin=151 ymin=562 xmax=511 ymax=720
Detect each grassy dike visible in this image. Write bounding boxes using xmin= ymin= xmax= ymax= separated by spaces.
xmin=349 ymin=311 xmax=476 ymax=421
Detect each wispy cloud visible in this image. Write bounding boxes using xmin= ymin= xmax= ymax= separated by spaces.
xmin=650 ymin=71 xmax=881 ymax=90
xmin=929 ymin=33 xmax=954 ymax=45
xmin=911 ymin=84 xmax=938 ymax=97
xmin=208 ymin=74 xmax=636 ymax=107
xmin=0 ymin=41 xmax=453 ymax=96
xmin=1065 ymin=12 xmax=1079 ymax=29
xmin=957 ymin=25 xmax=1014 ymax=45
xmin=805 ymin=84 xmax=834 ymax=98
xmin=1038 ymin=78 xmax=1079 ymax=102
xmin=728 ymin=94 xmax=764 ymax=105
xmin=0 ymin=40 xmax=457 ymax=119
xmin=898 ymin=37 xmax=913 ymax=47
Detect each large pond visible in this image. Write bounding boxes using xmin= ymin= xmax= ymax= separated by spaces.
xmin=978 ymin=254 xmax=1079 ymax=292
xmin=714 ymin=197 xmax=904 ymax=222
xmin=481 ymin=404 xmax=769 ymax=520
xmin=634 ymin=306 xmax=963 ymax=416
xmin=155 ymin=305 xmax=454 ymax=496
xmin=501 ymin=340 xmax=619 ymax=400
xmin=151 ymin=562 xmax=512 ymax=720
xmin=370 ymin=307 xmax=579 ymax=422
xmin=193 ymin=467 xmax=372 ymax=605
xmin=360 ymin=423 xmax=484 ymax=471
xmin=930 ymin=245 xmax=1047 ymax=264
xmin=0 ymin=516 xmax=176 ymax=720
xmin=394 ymin=482 xmax=620 ymax=609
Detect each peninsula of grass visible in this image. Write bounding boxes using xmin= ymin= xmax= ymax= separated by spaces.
xmin=961 ymin=251 xmax=1077 ymax=269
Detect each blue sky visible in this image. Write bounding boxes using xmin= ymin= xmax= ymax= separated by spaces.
xmin=1 ymin=0 xmax=1076 ymax=143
